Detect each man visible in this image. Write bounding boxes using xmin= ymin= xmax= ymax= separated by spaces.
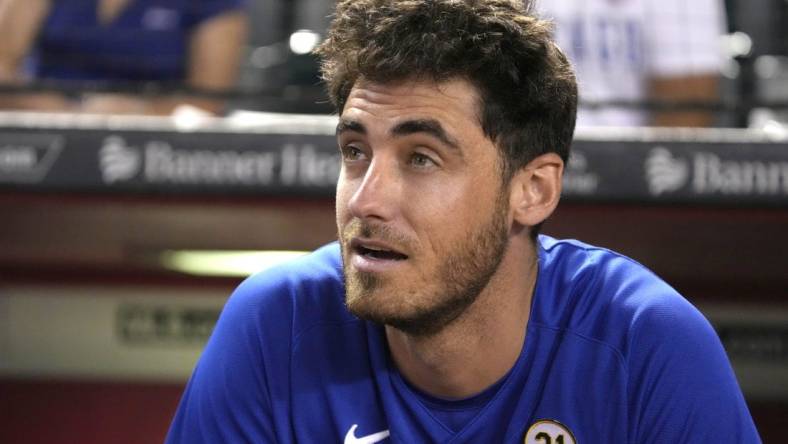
xmin=167 ymin=1 xmax=759 ymax=442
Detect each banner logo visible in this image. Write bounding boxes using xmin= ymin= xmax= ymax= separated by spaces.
xmin=0 ymin=133 xmax=64 ymax=183
xmin=645 ymin=146 xmax=689 ymax=196
xmin=99 ymin=136 xmax=142 ymax=183
xmin=693 ymin=152 xmax=788 ymax=195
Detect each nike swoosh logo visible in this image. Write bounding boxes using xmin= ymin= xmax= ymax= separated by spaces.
xmin=343 ymin=424 xmax=390 ymax=444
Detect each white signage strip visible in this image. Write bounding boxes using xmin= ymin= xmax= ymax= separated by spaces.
xmin=0 ymin=285 xmax=230 ymax=382
xmin=2 ymin=285 xmax=786 ymax=399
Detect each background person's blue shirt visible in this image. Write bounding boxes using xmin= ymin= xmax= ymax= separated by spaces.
xmin=29 ymin=0 xmax=244 ymax=83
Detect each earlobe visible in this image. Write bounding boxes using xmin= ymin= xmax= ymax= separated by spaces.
xmin=509 ymin=153 xmax=564 ymax=228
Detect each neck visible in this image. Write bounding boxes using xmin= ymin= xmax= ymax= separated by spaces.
xmin=385 ymin=236 xmax=538 ymax=399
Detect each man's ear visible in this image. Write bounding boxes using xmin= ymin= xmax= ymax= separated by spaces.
xmin=508 ymin=153 xmax=564 ymax=228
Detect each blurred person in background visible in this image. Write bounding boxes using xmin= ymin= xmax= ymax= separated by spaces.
xmin=0 ymin=0 xmax=248 ymax=115
xmin=539 ymin=0 xmax=727 ymax=127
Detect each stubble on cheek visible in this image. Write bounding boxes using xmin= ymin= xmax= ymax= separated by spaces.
xmin=339 ymin=227 xmax=382 ymax=313
xmin=338 ymin=218 xmax=414 ymax=309
xmin=344 ymin=267 xmax=379 ymax=307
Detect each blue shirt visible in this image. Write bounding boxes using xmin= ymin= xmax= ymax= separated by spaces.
xmin=167 ymin=236 xmax=760 ymax=443
xmin=30 ymin=0 xmax=244 ymax=83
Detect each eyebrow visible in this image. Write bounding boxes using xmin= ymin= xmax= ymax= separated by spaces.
xmin=336 ymin=119 xmax=366 ymax=136
xmin=336 ymin=118 xmax=460 ymax=151
xmin=391 ymin=119 xmax=459 ymax=150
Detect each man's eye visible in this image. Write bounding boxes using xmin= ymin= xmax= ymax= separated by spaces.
xmin=341 ymin=145 xmax=365 ymax=161
xmin=410 ymin=152 xmax=436 ymax=168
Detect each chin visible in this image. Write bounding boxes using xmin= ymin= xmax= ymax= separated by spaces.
xmin=344 ymin=278 xmax=469 ymax=337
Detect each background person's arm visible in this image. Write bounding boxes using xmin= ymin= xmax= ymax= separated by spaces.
xmin=0 ymin=0 xmax=48 ymax=82
xmin=0 ymin=0 xmax=72 ymax=111
xmin=644 ymin=0 xmax=726 ymax=127
xmin=649 ymin=73 xmax=720 ymax=127
xmin=183 ymin=8 xmax=249 ymax=113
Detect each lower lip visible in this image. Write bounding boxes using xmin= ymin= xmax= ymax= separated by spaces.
xmin=351 ymin=253 xmax=407 ymax=273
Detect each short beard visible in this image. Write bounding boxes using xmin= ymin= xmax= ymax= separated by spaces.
xmin=340 ymin=194 xmax=509 ymax=337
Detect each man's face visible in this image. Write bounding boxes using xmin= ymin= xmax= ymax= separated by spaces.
xmin=336 ymin=78 xmax=511 ymax=336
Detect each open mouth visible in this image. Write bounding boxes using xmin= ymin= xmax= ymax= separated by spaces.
xmin=351 ymin=240 xmax=409 ymax=261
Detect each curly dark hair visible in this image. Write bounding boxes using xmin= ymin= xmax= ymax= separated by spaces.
xmin=315 ymin=0 xmax=577 ymax=179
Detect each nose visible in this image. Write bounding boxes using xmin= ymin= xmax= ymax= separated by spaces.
xmin=347 ymin=156 xmax=400 ymax=222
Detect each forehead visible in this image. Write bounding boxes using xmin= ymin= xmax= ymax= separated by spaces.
xmin=340 ymin=78 xmax=484 ymax=134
